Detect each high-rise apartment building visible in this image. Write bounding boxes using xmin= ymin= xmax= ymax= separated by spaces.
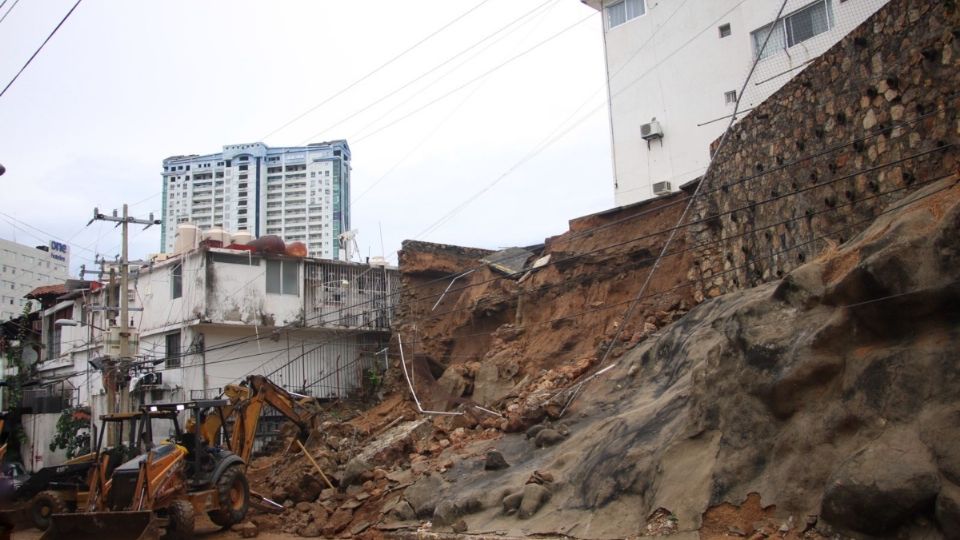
xmin=161 ymin=141 xmax=351 ymax=259
xmin=582 ymin=0 xmax=888 ymax=205
xmin=0 ymin=238 xmax=70 ymax=321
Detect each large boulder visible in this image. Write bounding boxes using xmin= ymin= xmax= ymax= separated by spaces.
xmin=821 ymin=427 xmax=940 ymax=534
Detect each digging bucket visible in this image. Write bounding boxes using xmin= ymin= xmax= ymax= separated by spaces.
xmin=40 ymin=510 xmax=162 ymax=540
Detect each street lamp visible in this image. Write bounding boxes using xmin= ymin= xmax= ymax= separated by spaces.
xmin=54 ymin=319 xmax=106 ymax=331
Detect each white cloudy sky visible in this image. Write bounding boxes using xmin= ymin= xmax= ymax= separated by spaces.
xmin=0 ymin=0 xmax=612 ymax=273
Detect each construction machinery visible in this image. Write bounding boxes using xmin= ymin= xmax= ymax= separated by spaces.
xmin=42 ymin=375 xmax=320 ymax=540
xmin=0 ymin=409 xmax=162 ymax=536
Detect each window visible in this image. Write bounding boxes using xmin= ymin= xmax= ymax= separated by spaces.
xmin=165 ymin=331 xmax=181 ymax=368
xmin=266 ymin=260 xmax=298 ymax=295
xmin=752 ymin=0 xmax=833 ymax=59
xmin=605 ymin=0 xmax=644 ymax=29
xmin=171 ymin=263 xmax=182 ymax=299
xmin=719 ymin=23 xmax=731 ymax=38
xmin=724 ymin=90 xmax=737 ymax=105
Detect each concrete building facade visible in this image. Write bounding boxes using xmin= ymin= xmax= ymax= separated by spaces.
xmin=161 ymin=141 xmax=351 ymax=259
xmin=0 ymin=238 xmax=70 ymax=321
xmin=582 ymin=0 xmax=889 ymax=205
xmin=29 ymin=245 xmax=398 ymax=465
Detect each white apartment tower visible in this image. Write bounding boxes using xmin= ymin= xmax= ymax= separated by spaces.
xmin=0 ymin=238 xmax=70 ymax=321
xmin=583 ymin=0 xmax=889 ymax=206
xmin=161 ymin=141 xmax=351 ymax=259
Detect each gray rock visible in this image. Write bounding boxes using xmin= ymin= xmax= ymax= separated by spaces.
xmin=297 ymin=522 xmax=321 ymax=538
xmin=433 ymin=499 xmax=459 ymax=526
xmin=383 ymin=497 xmax=416 ymax=521
xmin=341 ymin=457 xmax=371 ymax=486
xmin=502 ymin=491 xmax=523 ymax=513
xmin=518 ymin=483 xmax=551 ymax=519
xmin=484 ymin=450 xmax=510 ymax=470
xmin=403 ymin=474 xmax=444 ymax=518
xmin=525 ymin=424 xmax=546 ymax=439
xmin=534 ymin=428 xmax=565 ymax=447
xmin=936 ymin=481 xmax=960 ymax=540
xmin=822 ymin=428 xmax=940 ymax=535
xmin=458 ymin=496 xmax=483 ymax=514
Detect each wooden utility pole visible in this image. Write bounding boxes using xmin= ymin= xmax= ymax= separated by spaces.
xmin=89 ymin=205 xmax=161 ymax=419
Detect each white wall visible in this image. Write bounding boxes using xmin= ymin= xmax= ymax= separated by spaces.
xmin=21 ymin=412 xmax=69 ymax=472
xmin=597 ymin=0 xmax=889 ymax=205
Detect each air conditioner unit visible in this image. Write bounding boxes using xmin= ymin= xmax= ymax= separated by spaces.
xmin=652 ymin=181 xmax=672 ymax=196
xmin=640 ymin=120 xmax=663 ymax=140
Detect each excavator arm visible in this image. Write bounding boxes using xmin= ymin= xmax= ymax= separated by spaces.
xmin=224 ymin=375 xmax=319 ymax=465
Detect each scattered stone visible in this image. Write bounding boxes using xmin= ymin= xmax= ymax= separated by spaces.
xmin=458 ymin=496 xmax=483 ymax=514
xmin=297 ymin=522 xmax=321 ymax=538
xmin=340 ymin=499 xmax=363 ymax=510
xmin=321 ymin=508 xmax=353 ymax=536
xmin=518 ymin=483 xmax=550 ymax=519
xmin=433 ymin=500 xmax=459 ymax=525
xmin=452 ymin=519 xmax=468 ymax=533
xmin=384 ymin=497 xmax=416 ymax=521
xmin=295 ymin=501 xmax=312 ymax=513
xmin=527 ymin=470 xmax=554 ymax=485
xmin=283 ymin=499 xmax=295 ymax=508
xmin=534 ymin=428 xmax=565 ymax=447
xmin=525 ymin=424 xmax=546 ymax=439
xmin=318 ymin=488 xmax=336 ymax=501
xmin=502 ymin=491 xmax=523 ymax=513
xmin=403 ymin=474 xmax=444 ymax=517
xmin=349 ymin=520 xmax=372 ymax=536
xmin=484 ymin=450 xmax=510 ymax=470
xmin=727 ymin=526 xmax=746 ymax=537
xmin=355 ymin=492 xmax=370 ymax=501
xmin=232 ymin=522 xmax=258 ymax=538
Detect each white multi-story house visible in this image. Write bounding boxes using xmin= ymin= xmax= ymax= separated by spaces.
xmin=582 ymin=0 xmax=889 ymax=205
xmin=0 ymin=238 xmax=70 ymax=321
xmin=161 ymin=141 xmax=351 ymax=260
xmin=30 ymin=244 xmax=398 ymax=462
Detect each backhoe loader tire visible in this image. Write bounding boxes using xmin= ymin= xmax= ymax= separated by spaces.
xmin=208 ymin=465 xmax=249 ymax=527
xmin=168 ymin=499 xmax=195 ymax=540
xmin=31 ymin=490 xmax=68 ymax=530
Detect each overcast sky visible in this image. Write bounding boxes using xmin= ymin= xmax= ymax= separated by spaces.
xmin=0 ymin=0 xmax=612 ymax=274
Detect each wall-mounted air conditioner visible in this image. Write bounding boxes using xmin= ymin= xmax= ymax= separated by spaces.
xmin=652 ymin=181 xmax=672 ymax=196
xmin=640 ymin=120 xmax=663 ymax=140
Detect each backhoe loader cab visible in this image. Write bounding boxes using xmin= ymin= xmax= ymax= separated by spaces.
xmin=0 ymin=409 xmax=164 ymax=535
xmin=43 ymin=399 xmax=250 ymax=540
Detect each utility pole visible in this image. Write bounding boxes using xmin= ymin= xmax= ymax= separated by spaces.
xmin=90 ymin=205 xmax=161 ymax=419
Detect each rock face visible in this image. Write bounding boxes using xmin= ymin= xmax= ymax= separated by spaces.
xmin=821 ymin=428 xmax=941 ymax=534
xmin=419 ymin=178 xmax=960 ymax=538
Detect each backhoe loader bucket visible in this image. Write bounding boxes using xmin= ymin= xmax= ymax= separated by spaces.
xmin=41 ymin=510 xmax=162 ymax=540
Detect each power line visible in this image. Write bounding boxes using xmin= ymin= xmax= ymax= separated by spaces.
xmin=297 ymin=0 xmax=559 ymax=146
xmin=0 ymin=0 xmax=19 ymax=25
xmin=0 ymin=0 xmax=83 ymax=99
xmin=261 ymin=0 xmax=494 ymax=142
xmin=349 ymin=11 xmax=598 ymax=145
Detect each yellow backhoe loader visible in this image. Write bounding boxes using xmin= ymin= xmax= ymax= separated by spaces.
xmin=42 ymin=375 xmax=320 ymax=540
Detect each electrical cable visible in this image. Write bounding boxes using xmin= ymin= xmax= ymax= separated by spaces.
xmin=298 ymin=0 xmax=559 ymax=146
xmin=0 ymin=0 xmax=82 ymax=99
xmin=0 ymin=0 xmax=19 ymax=25
xmin=262 ymin=0 xmax=494 ymax=141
